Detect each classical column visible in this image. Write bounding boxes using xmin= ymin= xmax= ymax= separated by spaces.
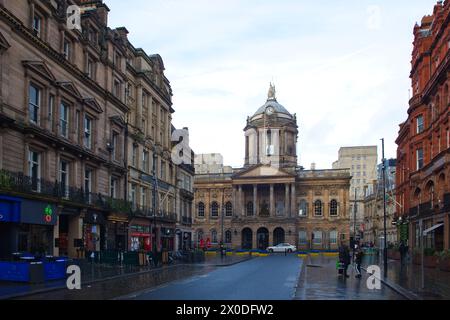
xmin=253 ymin=184 xmax=258 ymax=216
xmin=290 ymin=183 xmax=296 ymax=218
xmin=239 ymin=185 xmax=244 ymax=216
xmin=270 ymin=184 xmax=275 ymax=217
xmin=285 ymin=184 xmax=290 ymax=216
xmin=232 ymin=186 xmax=237 ymax=217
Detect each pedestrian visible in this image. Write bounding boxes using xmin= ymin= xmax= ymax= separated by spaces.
xmin=399 ymin=241 xmax=408 ymax=266
xmin=338 ymin=242 xmax=351 ymax=278
xmin=354 ymin=246 xmax=364 ymax=278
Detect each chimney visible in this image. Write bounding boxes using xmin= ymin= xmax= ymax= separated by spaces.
xmin=95 ymin=3 xmax=110 ymax=26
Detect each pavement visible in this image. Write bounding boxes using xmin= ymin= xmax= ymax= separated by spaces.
xmin=5 ymin=253 xmax=448 ymax=300
xmin=295 ymin=255 xmax=404 ymax=300
xmin=124 ymin=254 xmax=302 ymax=300
xmin=0 ymin=254 xmax=251 ymax=300
xmin=363 ymin=254 xmax=450 ymax=300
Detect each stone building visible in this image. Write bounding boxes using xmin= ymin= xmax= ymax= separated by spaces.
xmin=0 ymin=0 xmax=193 ymax=259
xmin=395 ymin=1 xmax=450 ymax=252
xmin=363 ymin=159 xmax=397 ymax=247
xmin=332 ymin=146 xmax=378 ymax=242
xmin=193 ymin=85 xmax=351 ymax=251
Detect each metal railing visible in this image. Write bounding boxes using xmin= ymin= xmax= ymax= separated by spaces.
xmin=0 ymin=169 xmax=131 ymax=213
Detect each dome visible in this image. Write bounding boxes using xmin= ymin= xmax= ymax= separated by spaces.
xmin=253 ymin=99 xmax=292 ymax=117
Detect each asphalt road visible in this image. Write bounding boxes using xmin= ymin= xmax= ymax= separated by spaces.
xmin=127 ymin=254 xmax=302 ymax=300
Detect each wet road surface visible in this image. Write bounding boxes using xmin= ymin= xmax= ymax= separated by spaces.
xmin=295 ymin=256 xmax=404 ymax=300
xmin=126 ymin=254 xmax=302 ymax=300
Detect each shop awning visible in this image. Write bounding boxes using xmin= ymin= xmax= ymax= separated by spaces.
xmin=423 ymin=223 xmax=444 ymax=236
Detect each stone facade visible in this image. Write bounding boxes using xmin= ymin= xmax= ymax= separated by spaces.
xmin=395 ymin=1 xmax=450 ymax=251
xmin=332 ymin=146 xmax=378 ymax=241
xmin=0 ymin=0 xmax=193 ymax=259
xmin=363 ymin=159 xmax=397 ymax=246
xmin=193 ymin=85 xmax=351 ymax=251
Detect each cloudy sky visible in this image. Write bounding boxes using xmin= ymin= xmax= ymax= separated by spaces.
xmin=107 ymin=0 xmax=437 ymax=169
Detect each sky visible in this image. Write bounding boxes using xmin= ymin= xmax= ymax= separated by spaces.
xmin=106 ymin=0 xmax=438 ymax=169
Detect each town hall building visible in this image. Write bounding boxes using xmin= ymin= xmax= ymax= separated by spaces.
xmin=193 ymin=85 xmax=352 ymax=250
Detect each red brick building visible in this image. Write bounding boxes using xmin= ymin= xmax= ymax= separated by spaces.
xmin=396 ymin=1 xmax=450 ymax=251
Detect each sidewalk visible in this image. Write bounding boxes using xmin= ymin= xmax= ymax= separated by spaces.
xmin=363 ymin=255 xmax=450 ymax=300
xmin=295 ymin=255 xmax=404 ymax=300
xmin=0 ymin=254 xmax=252 ymax=300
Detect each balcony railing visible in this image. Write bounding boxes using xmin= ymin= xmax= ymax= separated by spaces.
xmin=0 ymin=169 xmax=131 ymax=214
xmin=131 ymin=205 xmax=177 ymax=222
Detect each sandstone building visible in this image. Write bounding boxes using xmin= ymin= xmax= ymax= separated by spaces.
xmin=395 ymin=1 xmax=450 ymax=251
xmin=193 ymin=85 xmax=351 ymax=250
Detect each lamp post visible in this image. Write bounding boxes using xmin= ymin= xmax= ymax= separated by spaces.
xmin=151 ymin=147 xmax=159 ymax=267
xmin=220 ymin=188 xmax=225 ymax=258
xmin=381 ymin=138 xmax=388 ymax=277
xmin=353 ymin=187 xmax=357 ymax=247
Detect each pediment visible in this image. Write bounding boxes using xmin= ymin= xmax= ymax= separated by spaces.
xmin=57 ymin=81 xmax=82 ymax=99
xmin=83 ymin=98 xmax=104 ymax=114
xmin=234 ymin=164 xmax=295 ymax=179
xmin=22 ymin=61 xmax=56 ymax=82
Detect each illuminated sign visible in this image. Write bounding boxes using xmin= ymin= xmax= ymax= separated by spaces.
xmin=44 ymin=205 xmax=53 ymax=223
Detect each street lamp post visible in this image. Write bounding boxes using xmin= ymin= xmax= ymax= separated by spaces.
xmin=381 ymin=138 xmax=388 ymax=277
xmin=353 ymin=187 xmax=357 ymax=248
xmin=152 ymin=148 xmax=158 ymax=267
xmin=221 ymin=189 xmax=225 ymax=258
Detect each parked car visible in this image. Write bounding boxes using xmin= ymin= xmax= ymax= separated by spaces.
xmin=267 ymin=243 xmax=296 ymax=253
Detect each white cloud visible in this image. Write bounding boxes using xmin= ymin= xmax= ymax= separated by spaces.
xmin=106 ymin=0 xmax=437 ymax=169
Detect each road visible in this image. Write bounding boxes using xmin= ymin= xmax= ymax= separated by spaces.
xmin=124 ymin=255 xmax=404 ymax=300
xmin=125 ymin=254 xmax=302 ymax=300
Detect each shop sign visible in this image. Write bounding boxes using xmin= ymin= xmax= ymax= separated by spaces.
xmin=43 ymin=205 xmax=53 ymax=224
xmin=21 ymin=200 xmax=56 ymax=225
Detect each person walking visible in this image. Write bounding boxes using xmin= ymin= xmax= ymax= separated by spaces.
xmin=399 ymin=241 xmax=408 ymax=266
xmin=338 ymin=242 xmax=351 ymax=278
xmin=354 ymin=245 xmax=364 ymax=278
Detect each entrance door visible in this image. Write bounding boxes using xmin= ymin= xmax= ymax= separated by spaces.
xmin=257 ymin=228 xmax=269 ymax=250
xmin=241 ymin=228 xmax=253 ymax=249
xmin=273 ymin=227 xmax=285 ymax=246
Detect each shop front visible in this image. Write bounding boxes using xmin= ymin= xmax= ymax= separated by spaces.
xmin=57 ymin=207 xmax=82 ymax=258
xmin=105 ymin=216 xmax=128 ymax=251
xmin=129 ymin=218 xmax=151 ymax=252
xmin=160 ymin=226 xmax=175 ymax=251
xmin=0 ymin=196 xmax=56 ymax=258
xmin=83 ymin=210 xmax=106 ymax=257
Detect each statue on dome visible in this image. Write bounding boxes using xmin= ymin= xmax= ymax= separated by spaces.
xmin=268 ymin=82 xmax=276 ymax=100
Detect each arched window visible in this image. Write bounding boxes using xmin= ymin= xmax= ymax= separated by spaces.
xmin=312 ymin=230 xmax=322 ymax=245
xmin=225 ymin=201 xmax=233 ymax=216
xmin=298 ymin=230 xmax=307 ymax=245
xmin=246 ymin=201 xmax=254 ymax=216
xmin=211 ymin=230 xmax=218 ymax=243
xmin=211 ymin=201 xmax=219 ymax=217
xmin=225 ymin=230 xmax=232 ymax=244
xmin=299 ymin=200 xmax=308 ymax=217
xmin=197 ymin=202 xmax=205 ymax=217
xmin=329 ymin=230 xmax=338 ymax=244
xmin=266 ymin=129 xmax=273 ymax=155
xmin=330 ymin=200 xmax=338 ymax=216
xmin=314 ymin=200 xmax=323 ymax=216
